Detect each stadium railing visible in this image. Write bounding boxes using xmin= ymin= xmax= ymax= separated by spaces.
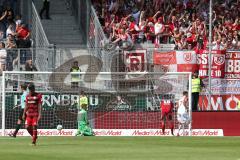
xmin=31 ymin=1 xmax=52 ymax=48
xmin=0 ymin=48 xmax=57 ymax=73
xmin=87 ymin=6 xmax=111 ymax=72
xmin=31 ymin=2 xmax=55 ymax=71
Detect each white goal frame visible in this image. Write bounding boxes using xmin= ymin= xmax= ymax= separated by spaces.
xmin=1 ymin=71 xmax=192 ymax=136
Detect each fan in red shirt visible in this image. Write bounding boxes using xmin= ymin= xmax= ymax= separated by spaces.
xmin=16 ymin=23 xmax=30 ymax=40
xmin=23 ymin=83 xmax=42 ymax=146
xmin=160 ymin=95 xmax=174 ymax=136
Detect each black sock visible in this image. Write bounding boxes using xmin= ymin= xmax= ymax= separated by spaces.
xmin=13 ymin=124 xmax=21 ymax=136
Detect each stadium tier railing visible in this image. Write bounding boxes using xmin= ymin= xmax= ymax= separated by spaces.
xmin=1 ymin=47 xmax=112 ymax=74
xmin=31 ymin=1 xmax=55 ymax=71
xmin=0 ymin=48 xmax=57 ymax=73
xmin=31 ymin=1 xmax=52 ymax=48
xmin=87 ymin=6 xmax=111 ymax=72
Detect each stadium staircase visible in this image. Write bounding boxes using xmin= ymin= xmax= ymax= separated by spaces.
xmin=34 ymin=0 xmax=83 ymax=48
xmin=32 ymin=0 xmax=90 ymax=71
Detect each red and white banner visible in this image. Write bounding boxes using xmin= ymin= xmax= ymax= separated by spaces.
xmin=176 ymin=50 xmax=198 ymax=72
xmin=124 ymin=50 xmax=147 ymax=72
xmin=153 ymin=51 xmax=177 ymax=72
xmin=154 ymin=50 xmax=198 ymax=73
xmin=197 ymin=50 xmax=226 ymax=78
xmin=153 ymin=51 xmax=176 ymax=65
xmin=153 ymin=50 xmax=230 ymax=78
xmin=0 ymin=129 xmax=223 ymax=136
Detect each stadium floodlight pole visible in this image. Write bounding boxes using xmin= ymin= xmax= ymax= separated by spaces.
xmin=1 ymin=71 xmax=6 ymax=136
xmin=208 ymin=0 xmax=213 ymax=110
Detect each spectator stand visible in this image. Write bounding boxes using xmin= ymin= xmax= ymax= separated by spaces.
xmin=91 ymin=0 xmax=240 ymax=51
xmin=0 ymin=1 xmax=34 ymax=75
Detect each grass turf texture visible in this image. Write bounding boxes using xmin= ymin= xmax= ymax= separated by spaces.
xmin=0 ymin=137 xmax=240 ymax=160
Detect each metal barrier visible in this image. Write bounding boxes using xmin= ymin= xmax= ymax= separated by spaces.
xmin=0 ymin=47 xmax=104 ymax=73
xmin=31 ymin=2 xmax=55 ymax=71
xmin=0 ymin=47 xmax=160 ymax=72
xmin=0 ymin=47 xmax=104 ymax=72
xmin=31 ymin=1 xmax=52 ymax=48
xmin=0 ymin=48 xmax=33 ymax=72
xmin=88 ymin=6 xmax=107 ymax=51
xmin=87 ymin=6 xmax=113 ymax=72
xmin=0 ymin=48 xmax=57 ymax=73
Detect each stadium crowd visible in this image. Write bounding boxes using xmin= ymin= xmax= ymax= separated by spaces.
xmin=92 ymin=0 xmax=240 ymax=50
xmin=0 ymin=0 xmax=32 ymax=74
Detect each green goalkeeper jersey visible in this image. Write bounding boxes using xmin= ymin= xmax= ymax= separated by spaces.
xmin=76 ymin=108 xmax=94 ymax=136
xmin=79 ymin=109 xmax=88 ymax=124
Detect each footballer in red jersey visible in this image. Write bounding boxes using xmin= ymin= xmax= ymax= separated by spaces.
xmin=160 ymin=95 xmax=174 ymax=135
xmin=22 ymin=83 xmax=42 ymax=146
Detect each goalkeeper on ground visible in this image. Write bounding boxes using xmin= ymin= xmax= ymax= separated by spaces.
xmin=76 ymin=104 xmax=94 ymax=136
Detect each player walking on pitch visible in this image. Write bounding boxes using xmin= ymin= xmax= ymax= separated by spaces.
xmin=9 ymin=84 xmax=28 ymax=138
xmin=22 ymin=83 xmax=42 ymax=145
xmin=160 ymin=95 xmax=174 ymax=135
xmin=176 ymin=91 xmax=190 ymax=136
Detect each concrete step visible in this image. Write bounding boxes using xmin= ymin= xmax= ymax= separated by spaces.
xmin=43 ymin=22 xmax=79 ymax=26
xmin=42 ymin=23 xmax=79 ymax=28
xmin=33 ymin=0 xmax=70 ymax=14
xmin=49 ymin=37 xmax=82 ymax=41
xmin=44 ymin=29 xmax=80 ymax=33
xmin=34 ymin=0 xmax=84 ymax=47
xmin=47 ymin=36 xmax=82 ymax=41
xmin=51 ymin=10 xmax=70 ymax=14
xmin=48 ymin=34 xmax=82 ymax=38
xmin=46 ymin=33 xmax=82 ymax=39
xmin=46 ymin=34 xmax=82 ymax=39
xmin=46 ymin=29 xmax=81 ymax=35
xmin=49 ymin=40 xmax=83 ymax=44
xmin=41 ymin=15 xmax=75 ymax=21
xmin=44 ymin=27 xmax=80 ymax=32
xmin=56 ymin=44 xmax=87 ymax=49
xmin=41 ymin=20 xmax=76 ymax=25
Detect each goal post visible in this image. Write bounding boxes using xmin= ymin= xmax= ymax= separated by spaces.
xmin=1 ymin=71 xmax=192 ymax=136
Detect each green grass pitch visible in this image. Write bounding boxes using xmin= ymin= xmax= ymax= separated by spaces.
xmin=0 ymin=137 xmax=240 ymax=160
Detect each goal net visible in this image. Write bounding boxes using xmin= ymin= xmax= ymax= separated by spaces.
xmin=1 ymin=71 xmax=192 ymax=136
